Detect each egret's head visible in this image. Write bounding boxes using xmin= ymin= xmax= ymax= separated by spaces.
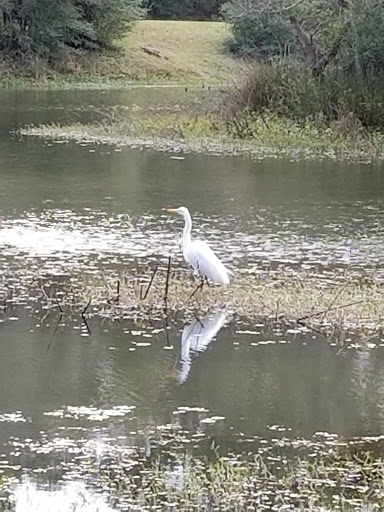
xmin=167 ymin=206 xmax=190 ymax=218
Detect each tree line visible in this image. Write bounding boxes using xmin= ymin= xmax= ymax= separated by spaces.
xmin=144 ymin=0 xmax=224 ymax=19
xmin=0 ymin=0 xmax=225 ymax=60
xmin=223 ymin=0 xmax=384 ymax=129
xmin=1 ymin=0 xmax=383 ymax=129
xmin=1 ymin=0 xmax=381 ymax=74
xmin=0 ymin=0 xmax=143 ymax=58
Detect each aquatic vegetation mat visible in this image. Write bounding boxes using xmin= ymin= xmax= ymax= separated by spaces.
xmin=19 ymin=101 xmax=384 ymax=163
xmin=2 ymin=415 xmax=384 ymax=511
xmin=1 ymin=254 xmax=383 ymax=336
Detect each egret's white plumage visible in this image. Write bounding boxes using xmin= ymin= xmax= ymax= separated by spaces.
xmin=168 ymin=206 xmax=231 ymax=285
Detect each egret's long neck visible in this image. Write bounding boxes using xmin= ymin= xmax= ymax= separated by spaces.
xmin=182 ymin=211 xmax=192 ymax=250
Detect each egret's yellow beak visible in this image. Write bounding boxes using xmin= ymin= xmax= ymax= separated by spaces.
xmin=167 ymin=208 xmax=178 ymax=212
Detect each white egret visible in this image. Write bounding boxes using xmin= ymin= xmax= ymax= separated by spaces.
xmin=167 ymin=206 xmax=231 ymax=296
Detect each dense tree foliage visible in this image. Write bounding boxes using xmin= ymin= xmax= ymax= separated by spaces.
xmin=223 ymin=0 xmax=384 ymax=75
xmin=223 ymin=0 xmax=384 ymax=128
xmin=143 ymin=0 xmax=224 ymax=20
xmin=222 ymin=2 xmax=295 ymax=57
xmin=0 ymin=0 xmax=143 ymax=59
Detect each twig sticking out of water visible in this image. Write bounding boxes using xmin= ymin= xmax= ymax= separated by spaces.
xmin=164 ymin=257 xmax=172 ymax=307
xmin=297 ymin=298 xmax=365 ymax=341
xmin=82 ymin=315 xmax=92 ymax=336
xmin=116 ymin=280 xmax=120 ymax=303
xmin=296 ymin=319 xmax=328 ymax=338
xmin=52 ymin=290 xmax=63 ymax=313
xmin=40 ymin=286 xmax=49 ymax=301
xmin=275 ymin=299 xmax=280 ymax=322
xmin=141 ymin=264 xmax=158 ymax=300
xmin=81 ymin=298 xmax=92 ymax=335
xmin=319 ymin=283 xmax=347 ymax=324
xmin=165 ymin=314 xmax=170 ymax=347
xmin=46 ymin=313 xmax=63 ymax=352
xmin=100 ymin=271 xmax=113 ymax=297
xmin=82 ymin=298 xmax=92 ymax=317
xmin=297 ymin=299 xmax=364 ymax=324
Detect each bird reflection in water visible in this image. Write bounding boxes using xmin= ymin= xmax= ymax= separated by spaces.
xmin=177 ymin=311 xmax=228 ymax=384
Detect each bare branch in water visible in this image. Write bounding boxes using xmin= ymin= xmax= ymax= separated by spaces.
xmin=82 ymin=315 xmax=92 ymax=336
xmin=319 ymin=283 xmax=348 ymax=324
xmin=141 ymin=264 xmax=159 ymax=301
xmin=82 ymin=298 xmax=92 ymax=317
xmin=46 ymin=313 xmax=63 ymax=352
xmin=116 ymin=280 xmax=120 ymax=303
xmin=297 ymin=299 xmax=364 ymax=323
xmin=52 ymin=290 xmax=63 ymax=313
xmin=164 ymin=257 xmax=172 ymax=306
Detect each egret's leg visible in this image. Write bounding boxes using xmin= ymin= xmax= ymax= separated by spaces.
xmin=189 ymin=277 xmax=204 ymax=299
xmin=189 ymin=261 xmax=205 ymax=299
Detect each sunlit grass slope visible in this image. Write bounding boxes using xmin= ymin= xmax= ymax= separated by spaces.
xmin=120 ymin=20 xmax=236 ymax=84
xmin=0 ymin=20 xmax=238 ymax=89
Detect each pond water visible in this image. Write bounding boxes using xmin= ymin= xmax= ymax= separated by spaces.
xmin=1 ymin=88 xmax=384 ymax=510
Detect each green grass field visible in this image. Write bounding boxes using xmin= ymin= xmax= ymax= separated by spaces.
xmin=120 ymin=20 xmax=237 ymax=84
xmin=0 ymin=20 xmax=239 ymax=89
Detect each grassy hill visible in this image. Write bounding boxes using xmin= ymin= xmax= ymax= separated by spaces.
xmin=0 ymin=20 xmax=239 ymax=89
xmin=120 ymin=20 xmax=237 ymax=84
